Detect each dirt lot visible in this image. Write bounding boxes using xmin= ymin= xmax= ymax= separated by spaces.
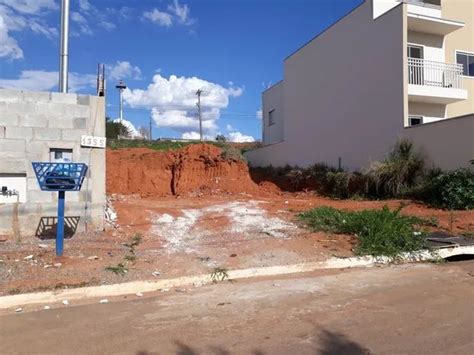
xmin=1 ymin=145 xmax=473 ymax=295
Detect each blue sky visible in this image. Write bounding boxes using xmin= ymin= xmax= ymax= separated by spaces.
xmin=0 ymin=0 xmax=361 ymax=141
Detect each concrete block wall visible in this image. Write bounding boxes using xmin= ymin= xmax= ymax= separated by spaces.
xmin=0 ymin=89 xmax=106 ymax=238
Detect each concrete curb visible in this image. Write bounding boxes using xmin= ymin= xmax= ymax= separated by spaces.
xmin=1 ymin=246 xmax=473 ymax=310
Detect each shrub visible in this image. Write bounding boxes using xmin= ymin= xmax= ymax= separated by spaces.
xmin=220 ymin=145 xmax=247 ymax=162
xmin=322 ymin=171 xmax=368 ymax=199
xmin=105 ymin=117 xmax=130 ymax=139
xmin=410 ymin=168 xmax=474 ymax=210
xmin=368 ymin=140 xmax=425 ymax=197
xmin=298 ymin=206 xmax=426 ymax=258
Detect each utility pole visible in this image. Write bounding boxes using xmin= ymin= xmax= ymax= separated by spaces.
xmin=149 ymin=115 xmax=153 ymax=140
xmin=115 ymin=80 xmax=127 ymax=125
xmin=196 ymin=89 xmax=203 ymax=142
xmin=59 ymin=0 xmax=70 ymax=93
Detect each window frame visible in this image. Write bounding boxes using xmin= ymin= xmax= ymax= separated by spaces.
xmin=268 ymin=109 xmax=276 ymax=126
xmin=455 ymin=50 xmax=474 ymax=79
xmin=409 ymin=115 xmax=424 ymax=126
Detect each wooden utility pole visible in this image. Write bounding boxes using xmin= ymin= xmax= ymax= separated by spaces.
xmin=196 ymin=89 xmax=203 ymax=142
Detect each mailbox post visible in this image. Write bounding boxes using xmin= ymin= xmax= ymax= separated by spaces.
xmin=32 ymin=162 xmax=88 ymax=256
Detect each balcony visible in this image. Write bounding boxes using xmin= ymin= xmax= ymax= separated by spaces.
xmin=408 ymin=58 xmax=467 ymax=104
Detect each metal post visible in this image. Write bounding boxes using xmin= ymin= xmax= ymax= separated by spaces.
xmin=118 ymin=89 xmax=123 ymax=123
xmin=196 ymin=89 xmax=203 ymax=142
xmin=56 ymin=190 xmax=65 ymax=256
xmin=59 ymin=0 xmax=70 ymax=93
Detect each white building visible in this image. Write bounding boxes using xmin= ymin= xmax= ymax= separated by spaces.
xmin=246 ymin=0 xmax=474 ymax=171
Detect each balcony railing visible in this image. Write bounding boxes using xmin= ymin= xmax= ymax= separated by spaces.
xmin=408 ymin=58 xmax=463 ymax=89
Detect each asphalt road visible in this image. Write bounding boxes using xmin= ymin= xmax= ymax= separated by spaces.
xmin=1 ymin=261 xmax=474 ymax=355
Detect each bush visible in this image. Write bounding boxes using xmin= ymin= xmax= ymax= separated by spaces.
xmin=220 ymin=145 xmax=247 ymax=162
xmin=368 ymin=140 xmax=425 ymax=197
xmin=410 ymin=168 xmax=474 ymax=210
xmin=106 ymin=117 xmax=130 ymax=139
xmin=298 ymin=206 xmax=426 ymax=258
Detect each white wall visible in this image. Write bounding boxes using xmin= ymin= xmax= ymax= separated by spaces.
xmin=402 ymin=114 xmax=473 ymax=170
xmin=262 ymin=81 xmax=284 ymax=144
xmin=247 ymin=1 xmax=406 ymax=170
xmin=408 ymin=102 xmax=446 ymax=123
xmin=407 ymin=31 xmax=444 ymax=62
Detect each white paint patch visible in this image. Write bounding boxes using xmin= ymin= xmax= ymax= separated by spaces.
xmin=151 ymin=201 xmax=298 ymax=253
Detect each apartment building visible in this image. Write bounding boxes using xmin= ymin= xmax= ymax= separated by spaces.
xmin=246 ymin=0 xmax=473 ymax=171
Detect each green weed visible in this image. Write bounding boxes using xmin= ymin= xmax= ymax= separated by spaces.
xmin=298 ymin=205 xmax=427 ymax=258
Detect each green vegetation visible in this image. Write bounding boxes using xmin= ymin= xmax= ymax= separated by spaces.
xmin=255 ymin=140 xmax=473 ymax=210
xmin=211 ymin=267 xmax=229 ymax=282
xmin=107 ymin=138 xmax=194 ymax=151
xmin=105 ymin=234 xmax=143 ymax=276
xmin=298 ymin=206 xmax=427 ymax=258
xmin=105 ymin=117 xmax=130 ymax=139
xmin=105 ymin=263 xmax=128 ymax=276
xmin=408 ymin=168 xmax=474 ymax=210
xmin=220 ymin=145 xmax=247 ymax=162
xmin=368 ymin=140 xmax=425 ymax=197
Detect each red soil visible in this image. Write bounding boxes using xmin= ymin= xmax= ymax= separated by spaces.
xmin=106 ymin=144 xmax=264 ymax=197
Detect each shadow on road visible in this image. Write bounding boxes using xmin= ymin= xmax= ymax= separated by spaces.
xmin=136 ymin=329 xmax=369 ymax=355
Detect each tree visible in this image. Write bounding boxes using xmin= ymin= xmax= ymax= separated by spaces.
xmin=215 ymin=134 xmax=226 ymax=143
xmin=106 ymin=117 xmax=130 ymax=139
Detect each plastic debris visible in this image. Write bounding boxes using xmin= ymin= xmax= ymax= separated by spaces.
xmin=43 ymin=264 xmax=53 ymax=269
xmin=53 ymin=263 xmax=62 ymax=268
xmin=62 ymin=300 xmax=69 ymax=306
xmin=87 ymin=256 xmax=99 ymax=260
xmin=99 ymin=299 xmax=108 ymax=304
xmin=24 ymin=255 xmax=34 ymax=260
xmin=14 ymin=307 xmax=23 ymax=313
xmin=135 ymin=292 xmax=143 ymax=297
xmin=38 ymin=244 xmax=48 ymax=249
xmin=152 ymin=271 xmax=161 ymax=277
xmin=44 ymin=306 xmax=51 ymax=310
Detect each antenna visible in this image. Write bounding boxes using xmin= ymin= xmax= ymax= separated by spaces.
xmin=59 ymin=0 xmax=70 ymax=93
xmin=196 ymin=89 xmax=203 ymax=142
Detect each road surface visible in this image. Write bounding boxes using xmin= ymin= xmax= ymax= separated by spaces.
xmin=1 ymin=261 xmax=474 ymax=354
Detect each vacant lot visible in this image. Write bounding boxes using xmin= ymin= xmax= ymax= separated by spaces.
xmin=0 ymin=145 xmax=472 ymax=295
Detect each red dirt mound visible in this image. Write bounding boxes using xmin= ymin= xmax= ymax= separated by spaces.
xmin=106 ymin=144 xmax=264 ymax=197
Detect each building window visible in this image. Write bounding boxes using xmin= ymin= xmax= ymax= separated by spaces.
xmin=409 ymin=116 xmax=423 ymax=126
xmin=50 ymin=148 xmax=73 ymax=163
xmin=268 ymin=110 xmax=275 ymax=126
xmin=407 ymin=44 xmax=423 ymax=59
xmin=456 ymin=52 xmax=474 ymax=77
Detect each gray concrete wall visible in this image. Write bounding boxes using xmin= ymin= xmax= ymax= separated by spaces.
xmin=0 ymin=89 xmax=106 ymax=238
xmin=402 ymin=113 xmax=474 ymax=170
xmin=262 ymin=81 xmax=284 ymax=144
xmin=247 ymin=1 xmax=406 ymax=170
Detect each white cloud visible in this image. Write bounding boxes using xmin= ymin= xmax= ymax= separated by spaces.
xmin=0 ymin=70 xmax=95 ymax=92
xmin=227 ymin=131 xmax=255 ymax=143
xmin=0 ymin=0 xmax=57 ymax=14
xmin=181 ymin=131 xmax=200 ymax=140
xmin=107 ymin=61 xmax=142 ymax=81
xmin=113 ymin=118 xmax=142 ymax=138
xmin=0 ymin=1 xmax=57 ymax=59
xmin=143 ymin=8 xmax=173 ymax=27
xmin=71 ymin=0 xmax=117 ymax=36
xmin=144 ymin=0 xmax=194 ymax=27
xmin=71 ymin=11 xmax=92 ymax=35
xmin=168 ymin=0 xmax=193 ymax=25
xmin=226 ymin=124 xmax=234 ymax=132
xmin=123 ymin=74 xmax=243 ymax=136
xmin=256 ymin=109 xmax=262 ymax=120
xmin=0 ymin=15 xmax=22 ymax=59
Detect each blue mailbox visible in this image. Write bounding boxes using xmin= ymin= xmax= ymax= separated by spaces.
xmin=32 ymin=162 xmax=88 ymax=256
